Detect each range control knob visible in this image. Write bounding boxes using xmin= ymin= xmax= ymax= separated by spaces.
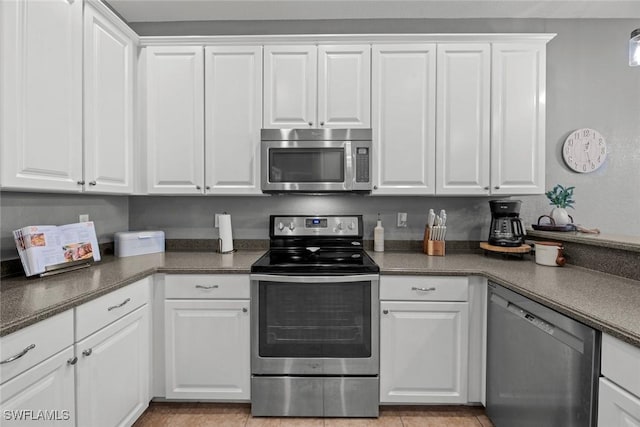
xmin=336 ymin=222 xmax=344 ymax=231
xmin=288 ymin=222 xmax=296 ymax=231
xmin=348 ymin=222 xmax=356 ymax=230
xmin=277 ymin=222 xmax=285 ymax=231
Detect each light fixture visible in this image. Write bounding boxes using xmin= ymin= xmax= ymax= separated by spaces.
xmin=630 ymin=28 xmax=640 ymax=66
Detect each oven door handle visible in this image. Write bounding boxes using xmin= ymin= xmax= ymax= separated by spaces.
xmin=250 ymin=274 xmax=379 ymax=283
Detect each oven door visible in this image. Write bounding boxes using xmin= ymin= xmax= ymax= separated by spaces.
xmin=250 ymin=274 xmax=379 ymax=376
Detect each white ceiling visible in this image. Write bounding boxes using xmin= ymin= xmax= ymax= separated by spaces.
xmin=107 ymin=0 xmax=640 ymax=22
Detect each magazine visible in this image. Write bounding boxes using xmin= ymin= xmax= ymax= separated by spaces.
xmin=13 ymin=222 xmax=101 ymax=277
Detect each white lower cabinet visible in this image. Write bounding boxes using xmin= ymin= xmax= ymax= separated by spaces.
xmin=164 ymin=275 xmax=250 ymax=400
xmin=0 ymin=348 xmax=75 ymax=426
xmin=380 ymin=276 xmax=470 ymax=404
xmin=76 ymin=305 xmax=150 ymax=427
xmin=599 ymin=333 xmax=640 ymax=426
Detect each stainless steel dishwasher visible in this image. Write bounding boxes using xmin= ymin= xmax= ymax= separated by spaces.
xmin=487 ymin=282 xmax=600 ymax=427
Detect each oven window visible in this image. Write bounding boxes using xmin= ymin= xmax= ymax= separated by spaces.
xmin=258 ymin=281 xmax=371 ymax=358
xmin=269 ymin=148 xmax=344 ymax=182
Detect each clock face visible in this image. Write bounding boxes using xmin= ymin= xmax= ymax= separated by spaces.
xmin=562 ymin=128 xmax=607 ymax=173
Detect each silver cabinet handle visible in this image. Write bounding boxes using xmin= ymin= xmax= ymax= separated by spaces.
xmin=0 ymin=344 xmax=36 ymax=364
xmin=107 ymin=297 xmax=130 ymax=311
xmin=195 ymin=285 xmax=219 ymax=290
xmin=242 ymin=308 xmax=248 ymax=313
xmin=82 ymin=349 xmax=92 ymax=357
xmin=484 ymin=186 xmax=489 ymax=190
xmin=308 ymin=122 xmax=313 ymax=126
xmin=77 ymin=180 xmax=85 ymax=185
xmin=320 ymin=121 xmax=325 ymax=126
xmin=494 ymin=186 xmax=500 ymax=190
xmin=67 ymin=357 xmax=78 ymax=365
xmin=373 ymin=185 xmax=378 ymax=190
xmin=196 ymin=185 xmax=202 ymax=190
xmin=412 ymin=286 xmax=436 ymax=292
xmin=382 ymin=309 xmax=389 ymax=315
xmin=206 ymin=186 xmax=211 ymax=190
xmin=89 ymin=181 xmax=96 ymax=186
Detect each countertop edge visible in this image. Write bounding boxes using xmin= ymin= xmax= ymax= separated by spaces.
xmin=2 ymin=257 xmax=640 ymax=349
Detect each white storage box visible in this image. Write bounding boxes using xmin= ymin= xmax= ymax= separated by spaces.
xmin=114 ymin=231 xmax=165 ymax=257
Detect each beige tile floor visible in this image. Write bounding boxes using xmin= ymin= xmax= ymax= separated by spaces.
xmin=133 ymin=403 xmax=494 ymax=427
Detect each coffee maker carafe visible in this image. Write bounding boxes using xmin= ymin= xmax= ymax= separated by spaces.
xmin=488 ymin=200 xmax=525 ymax=247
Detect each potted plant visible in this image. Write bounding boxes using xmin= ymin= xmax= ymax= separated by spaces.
xmin=545 ymin=184 xmax=575 ymax=225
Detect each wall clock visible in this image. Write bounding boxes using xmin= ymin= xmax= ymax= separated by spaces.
xmin=562 ymin=128 xmax=607 ymax=173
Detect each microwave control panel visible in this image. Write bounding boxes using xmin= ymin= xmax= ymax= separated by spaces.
xmin=355 ymin=147 xmax=370 ymax=183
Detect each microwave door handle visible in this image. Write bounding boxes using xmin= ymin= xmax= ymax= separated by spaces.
xmin=345 ymin=141 xmax=354 ymax=190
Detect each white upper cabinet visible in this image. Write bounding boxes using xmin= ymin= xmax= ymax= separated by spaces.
xmin=436 ymin=44 xmax=491 ymax=195
xmin=264 ymin=45 xmax=317 ymax=128
xmin=205 ymin=46 xmax=263 ymax=195
xmin=0 ymin=0 xmax=83 ymax=192
xmin=317 ymin=45 xmax=371 ymax=128
xmin=491 ymin=42 xmax=546 ymax=195
xmin=145 ymin=46 xmax=205 ymax=194
xmin=84 ymin=1 xmax=136 ymax=194
xmin=372 ymin=44 xmax=437 ymax=195
xmin=263 ymin=44 xmax=371 ymax=129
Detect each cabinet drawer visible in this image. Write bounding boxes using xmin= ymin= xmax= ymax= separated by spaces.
xmin=380 ymin=276 xmax=468 ymax=301
xmin=75 ymin=277 xmax=151 ymax=341
xmin=1 ymin=310 xmax=73 ymax=384
xmin=165 ymin=274 xmax=250 ymax=299
xmin=602 ymin=333 xmax=640 ymax=397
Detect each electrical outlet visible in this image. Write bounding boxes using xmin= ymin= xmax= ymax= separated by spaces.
xmin=79 ymin=214 xmax=89 ymax=223
xmin=397 ymin=212 xmax=407 ymax=228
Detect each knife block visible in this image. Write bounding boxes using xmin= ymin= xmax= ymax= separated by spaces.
xmin=423 ymin=226 xmax=445 ymax=256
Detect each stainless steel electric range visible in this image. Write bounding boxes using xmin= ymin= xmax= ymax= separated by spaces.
xmin=250 ymin=215 xmax=380 ymax=418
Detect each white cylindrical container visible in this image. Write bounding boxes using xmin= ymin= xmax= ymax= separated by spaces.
xmin=374 ymin=219 xmax=384 ymax=252
xmin=218 ymin=214 xmax=234 ymax=253
xmin=535 ymin=242 xmax=565 ymax=267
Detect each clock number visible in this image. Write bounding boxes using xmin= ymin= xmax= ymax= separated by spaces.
xmin=568 ymin=139 xmax=573 ymax=147
xmin=601 ymin=148 xmax=605 ymax=154
xmin=591 ymin=162 xmax=595 ymax=169
xmin=583 ymin=164 xmax=587 ymax=172
xmin=568 ymin=156 xmax=573 ymax=163
xmin=598 ymin=156 xmax=601 ymax=163
xmin=599 ymin=138 xmax=603 ymax=145
xmin=583 ymin=129 xmax=590 ymax=137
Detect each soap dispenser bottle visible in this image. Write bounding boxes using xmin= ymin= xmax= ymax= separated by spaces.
xmin=374 ymin=214 xmax=384 ymax=252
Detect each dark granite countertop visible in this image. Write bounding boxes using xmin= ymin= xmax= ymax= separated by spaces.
xmin=2 ymin=250 xmax=639 ymax=350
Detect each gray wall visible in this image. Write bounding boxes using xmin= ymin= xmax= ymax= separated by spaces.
xmin=2 ymin=18 xmax=639 ymax=262
xmin=0 ymin=192 xmax=129 ymax=260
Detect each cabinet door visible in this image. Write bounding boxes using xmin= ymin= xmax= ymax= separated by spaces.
xmin=84 ymin=2 xmax=135 ymax=194
xmin=0 ymin=347 xmax=75 ymax=426
xmin=598 ymin=378 xmax=640 ymax=427
xmin=0 ymin=0 xmax=83 ymax=192
xmin=76 ymin=305 xmax=150 ymax=427
xmin=436 ymin=44 xmax=490 ymax=195
xmin=146 ymin=46 xmax=204 ymax=194
xmin=263 ymin=45 xmax=317 ymax=128
xmin=372 ymin=45 xmax=436 ymax=195
xmin=205 ymin=46 xmax=262 ymax=194
xmin=491 ymin=43 xmax=546 ymax=195
xmin=318 ymin=45 xmax=371 ymax=128
xmin=380 ymin=300 xmax=469 ymax=404
xmin=164 ymin=299 xmax=250 ymax=400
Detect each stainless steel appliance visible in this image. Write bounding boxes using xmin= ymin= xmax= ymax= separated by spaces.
xmin=487 ymin=283 xmax=600 ymax=427
xmin=250 ymin=215 xmax=380 ymax=417
xmin=261 ymin=129 xmax=372 ymax=193
xmin=488 ymin=200 xmax=526 ymax=247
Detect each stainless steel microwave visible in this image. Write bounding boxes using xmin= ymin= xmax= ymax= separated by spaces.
xmin=261 ymin=128 xmax=372 ymax=193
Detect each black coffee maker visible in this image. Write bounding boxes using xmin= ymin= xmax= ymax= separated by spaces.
xmin=488 ymin=200 xmax=525 ymax=247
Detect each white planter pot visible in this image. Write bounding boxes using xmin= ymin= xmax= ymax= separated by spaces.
xmin=550 ymin=207 xmax=571 ymax=225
